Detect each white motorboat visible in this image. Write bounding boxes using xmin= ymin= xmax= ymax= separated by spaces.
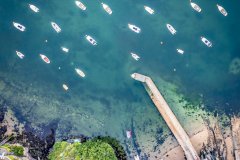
xmin=62 ymin=84 xmax=69 ymax=91
xmin=16 ymin=51 xmax=25 ymax=59
xmin=101 ymin=3 xmax=112 ymax=15
xmin=51 ymin=22 xmax=61 ymax=33
xmin=201 ymin=36 xmax=212 ymax=47
xmin=61 ymin=47 xmax=69 ymax=53
xmin=217 ymin=4 xmax=228 ymax=16
xmin=190 ymin=2 xmax=201 ymax=12
xmin=144 ymin=6 xmax=154 ymax=14
xmin=128 ymin=24 xmax=141 ymax=33
xmin=75 ymin=68 xmax=85 ymax=77
xmin=29 ymin=4 xmax=39 ymax=12
xmin=13 ymin=22 xmax=25 ymax=32
xmin=75 ymin=1 xmax=86 ymax=10
xmin=177 ymin=49 xmax=184 ymax=54
xmin=130 ymin=52 xmax=140 ymax=61
xmin=85 ymin=35 xmax=97 ymax=45
xmin=166 ymin=24 xmax=176 ymax=35
xmin=40 ymin=54 xmax=51 ymax=63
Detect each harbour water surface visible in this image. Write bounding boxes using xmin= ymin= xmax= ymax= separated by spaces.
xmin=0 ymin=0 xmax=240 ymax=156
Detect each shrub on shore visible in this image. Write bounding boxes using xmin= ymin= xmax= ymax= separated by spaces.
xmin=48 ymin=140 xmax=118 ymax=160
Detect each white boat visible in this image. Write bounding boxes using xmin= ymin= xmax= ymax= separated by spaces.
xmin=130 ymin=52 xmax=140 ymax=61
xmin=126 ymin=130 xmax=132 ymax=139
xmin=134 ymin=155 xmax=140 ymax=160
xmin=13 ymin=22 xmax=25 ymax=32
xmin=128 ymin=24 xmax=141 ymax=33
xmin=40 ymin=54 xmax=51 ymax=63
xmin=75 ymin=68 xmax=85 ymax=77
xmin=190 ymin=2 xmax=201 ymax=12
xmin=217 ymin=4 xmax=228 ymax=16
xmin=144 ymin=6 xmax=154 ymax=14
xmin=29 ymin=4 xmax=39 ymax=12
xmin=16 ymin=51 xmax=24 ymax=59
xmin=101 ymin=3 xmax=112 ymax=15
xmin=201 ymin=36 xmax=212 ymax=47
xmin=61 ymin=47 xmax=69 ymax=53
xmin=166 ymin=24 xmax=176 ymax=35
xmin=62 ymin=84 xmax=69 ymax=91
xmin=85 ymin=35 xmax=97 ymax=45
xmin=177 ymin=49 xmax=184 ymax=54
xmin=51 ymin=22 xmax=61 ymax=33
xmin=75 ymin=1 xmax=86 ymax=10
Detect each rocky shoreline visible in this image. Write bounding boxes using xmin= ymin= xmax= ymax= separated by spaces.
xmin=0 ymin=102 xmax=127 ymax=160
xmin=0 ymin=103 xmax=55 ymax=159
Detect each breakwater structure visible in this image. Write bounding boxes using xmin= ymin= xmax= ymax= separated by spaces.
xmin=131 ymin=73 xmax=200 ymax=160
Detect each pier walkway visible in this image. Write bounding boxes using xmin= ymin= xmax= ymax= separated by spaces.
xmin=131 ymin=73 xmax=200 ymax=160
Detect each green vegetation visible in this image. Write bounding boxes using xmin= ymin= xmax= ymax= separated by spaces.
xmin=1 ymin=144 xmax=24 ymax=156
xmin=7 ymin=155 xmax=18 ymax=160
xmin=92 ymin=136 xmax=127 ymax=160
xmin=49 ymin=140 xmax=118 ymax=160
xmin=10 ymin=146 xmax=24 ymax=156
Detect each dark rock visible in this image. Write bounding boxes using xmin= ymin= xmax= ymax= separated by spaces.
xmin=0 ymin=125 xmax=7 ymax=140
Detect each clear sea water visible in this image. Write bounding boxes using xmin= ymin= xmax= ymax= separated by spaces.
xmin=0 ymin=0 xmax=240 ymax=156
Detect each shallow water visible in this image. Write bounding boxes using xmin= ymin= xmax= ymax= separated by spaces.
xmin=0 ymin=0 xmax=240 ymax=157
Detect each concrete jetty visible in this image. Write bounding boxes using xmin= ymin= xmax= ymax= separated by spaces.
xmin=131 ymin=73 xmax=200 ymax=160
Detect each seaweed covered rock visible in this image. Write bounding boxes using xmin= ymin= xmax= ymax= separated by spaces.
xmin=229 ymin=58 xmax=240 ymax=75
xmin=49 ymin=140 xmax=118 ymax=160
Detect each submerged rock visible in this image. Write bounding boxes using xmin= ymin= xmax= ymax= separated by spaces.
xmin=229 ymin=58 xmax=240 ymax=75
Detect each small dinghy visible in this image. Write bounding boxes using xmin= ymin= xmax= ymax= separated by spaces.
xmin=75 ymin=1 xmax=86 ymax=10
xmin=51 ymin=22 xmax=61 ymax=33
xmin=201 ymin=36 xmax=212 ymax=47
xmin=166 ymin=24 xmax=177 ymax=35
xmin=40 ymin=54 xmax=50 ymax=63
xmin=144 ymin=6 xmax=154 ymax=14
xmin=190 ymin=2 xmax=201 ymax=12
xmin=217 ymin=4 xmax=228 ymax=16
xmin=177 ymin=49 xmax=184 ymax=54
xmin=61 ymin=47 xmax=69 ymax=53
xmin=101 ymin=3 xmax=112 ymax=15
xmin=128 ymin=24 xmax=141 ymax=33
xmin=16 ymin=51 xmax=25 ymax=59
xmin=85 ymin=35 xmax=97 ymax=45
xmin=13 ymin=22 xmax=25 ymax=32
xmin=29 ymin=4 xmax=39 ymax=12
xmin=126 ymin=130 xmax=132 ymax=139
xmin=62 ymin=84 xmax=69 ymax=91
xmin=130 ymin=52 xmax=140 ymax=61
xmin=75 ymin=68 xmax=85 ymax=77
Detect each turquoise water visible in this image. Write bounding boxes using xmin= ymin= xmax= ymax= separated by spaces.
xmin=0 ymin=0 xmax=240 ymax=156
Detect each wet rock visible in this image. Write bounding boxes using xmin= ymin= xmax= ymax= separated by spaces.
xmin=229 ymin=58 xmax=240 ymax=75
xmin=25 ymin=129 xmax=55 ymax=159
xmin=0 ymin=125 xmax=7 ymax=140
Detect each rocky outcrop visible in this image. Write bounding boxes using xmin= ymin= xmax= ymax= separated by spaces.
xmin=0 ymin=101 xmax=56 ymax=160
xmin=199 ymin=124 xmax=227 ymax=159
